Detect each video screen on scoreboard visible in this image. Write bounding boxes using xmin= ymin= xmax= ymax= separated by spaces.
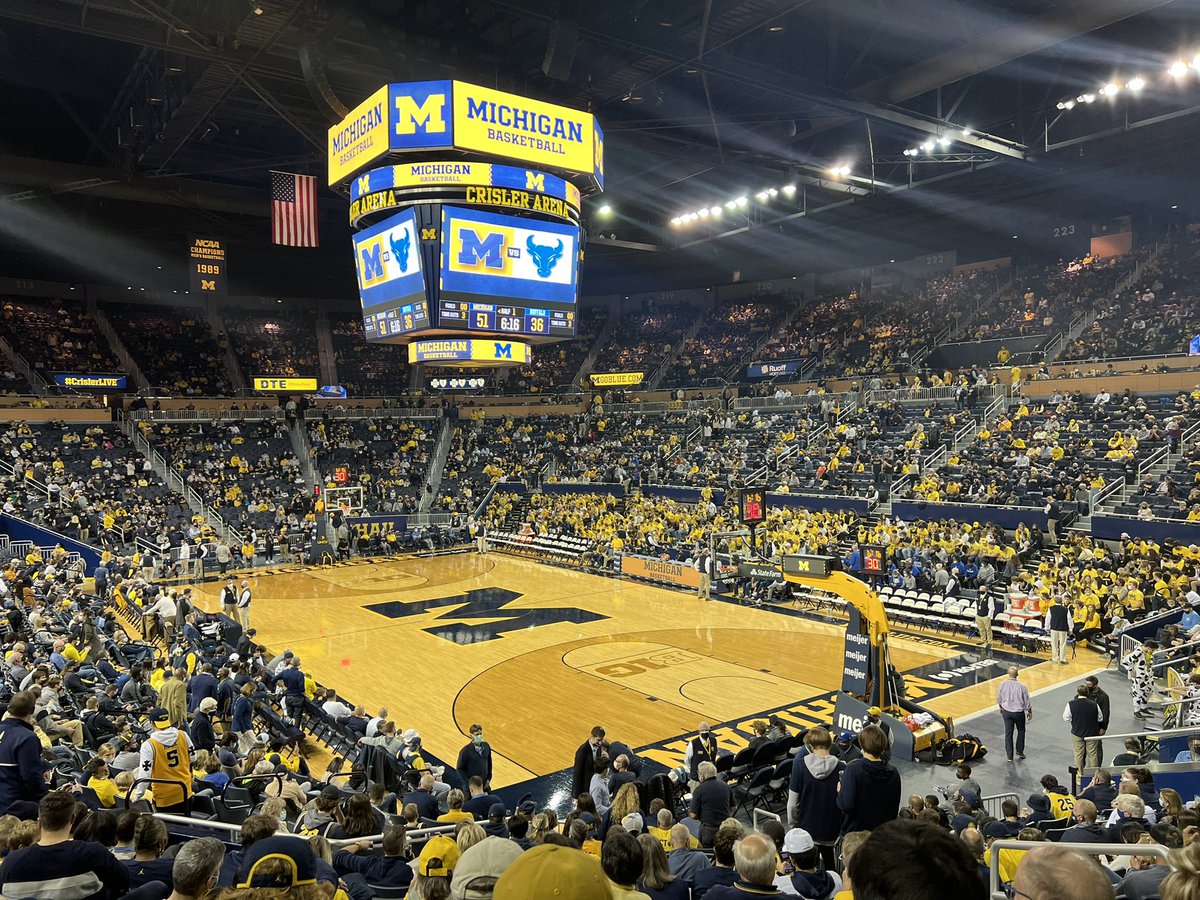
xmin=351 ymin=208 xmax=430 ymax=341
xmin=438 ymin=205 xmax=578 ymax=338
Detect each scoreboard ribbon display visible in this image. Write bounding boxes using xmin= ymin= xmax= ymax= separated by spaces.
xmin=441 ymin=206 xmax=578 ymax=306
xmin=327 ymin=81 xmax=603 ymax=192
xmin=348 ymin=163 xmax=581 ymax=226
xmin=407 ymin=338 xmax=531 ymax=366
xmin=350 ymin=162 xmax=581 ymax=208
xmin=188 ymin=236 xmax=227 ymax=295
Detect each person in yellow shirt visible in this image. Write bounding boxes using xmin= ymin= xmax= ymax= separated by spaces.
xmin=437 ymin=789 xmax=475 ymax=823
xmin=86 ymin=757 xmax=119 ymax=807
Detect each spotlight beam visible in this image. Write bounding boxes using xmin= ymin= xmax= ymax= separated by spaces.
xmin=474 ymin=0 xmax=1027 ymax=159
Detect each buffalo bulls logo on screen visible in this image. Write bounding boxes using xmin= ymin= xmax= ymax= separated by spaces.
xmin=525 ymin=237 xmax=563 ymax=278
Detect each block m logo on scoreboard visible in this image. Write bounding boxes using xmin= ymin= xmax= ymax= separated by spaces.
xmin=357 ymin=237 xmax=388 ymax=288
xmin=394 ymin=93 xmax=446 ymax=135
xmin=389 ymin=81 xmax=452 ymax=148
xmin=455 ymin=226 xmax=512 ymax=273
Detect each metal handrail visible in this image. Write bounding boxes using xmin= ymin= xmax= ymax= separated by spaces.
xmin=1136 ymin=446 xmax=1168 ymax=479
xmin=988 ymin=841 xmax=1169 ymax=899
xmin=303 ymin=407 xmax=442 ymax=421
xmin=128 ymin=408 xmax=286 ymax=423
xmin=979 ymin=791 xmax=1019 ymax=820
xmin=151 ymin=811 xmax=463 ymax=849
xmin=730 ymin=392 xmax=855 ymax=412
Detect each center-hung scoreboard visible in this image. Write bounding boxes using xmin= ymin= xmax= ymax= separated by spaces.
xmin=328 ymin=80 xmax=604 ymax=367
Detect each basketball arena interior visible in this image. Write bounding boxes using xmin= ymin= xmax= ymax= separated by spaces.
xmin=0 ymin=2 xmax=1199 ymax=899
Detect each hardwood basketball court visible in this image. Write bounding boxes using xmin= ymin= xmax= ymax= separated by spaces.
xmin=190 ymin=552 xmax=1092 ymax=789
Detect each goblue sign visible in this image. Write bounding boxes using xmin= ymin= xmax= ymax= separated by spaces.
xmin=441 ymin=205 xmax=577 ymax=305
xmin=351 ymin=208 xmax=426 ymax=309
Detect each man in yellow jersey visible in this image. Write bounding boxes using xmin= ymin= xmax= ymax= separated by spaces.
xmin=136 ymin=707 xmax=193 ymax=814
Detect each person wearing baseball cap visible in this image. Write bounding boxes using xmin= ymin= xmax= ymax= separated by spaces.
xmin=495 ymin=842 xmax=613 ymax=900
xmin=236 ymin=835 xmax=317 ymax=888
xmin=136 ymin=706 xmax=194 ymax=812
xmin=412 ymin=834 xmax=460 ymax=899
xmin=778 ymin=828 xmax=841 ymax=898
xmin=484 ymin=802 xmax=508 ymax=838
xmin=450 ymin=835 xmax=523 ymax=899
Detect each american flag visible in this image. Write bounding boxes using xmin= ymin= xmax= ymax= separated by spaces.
xmin=270 ymin=170 xmax=319 ymax=247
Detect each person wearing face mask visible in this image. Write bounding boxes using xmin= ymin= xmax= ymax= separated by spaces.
xmin=457 ymin=722 xmax=494 ymax=791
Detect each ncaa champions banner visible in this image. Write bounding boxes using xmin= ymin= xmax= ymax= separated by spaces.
xmin=188 ymin=236 xmax=227 ymax=294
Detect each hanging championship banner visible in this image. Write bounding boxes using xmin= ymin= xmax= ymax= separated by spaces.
xmin=188 ymin=236 xmax=227 ymax=295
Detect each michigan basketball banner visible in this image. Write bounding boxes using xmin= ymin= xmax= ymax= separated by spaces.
xmin=327 ymin=84 xmax=392 ymax=185
xmin=620 ymin=555 xmax=702 ymax=589
xmin=453 ymin=82 xmax=597 ymax=183
xmin=327 ymin=81 xmax=603 ymax=190
xmin=407 ymin=338 xmax=531 ymax=365
xmin=590 ymin=372 xmax=644 ymax=387
xmin=252 ymin=376 xmax=318 ymax=392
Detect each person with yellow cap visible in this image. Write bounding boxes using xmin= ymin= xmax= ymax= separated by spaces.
xmin=411 ymin=835 xmax=460 ymax=900
xmin=495 ymin=842 xmax=614 ymax=899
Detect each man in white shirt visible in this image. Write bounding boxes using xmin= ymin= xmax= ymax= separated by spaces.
xmin=236 ymin=580 xmax=252 ymax=629
xmin=145 ymin=591 xmax=178 ymax=644
xmin=321 ymin=689 xmax=352 ymax=719
xmin=366 ymin=707 xmax=389 ymax=738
